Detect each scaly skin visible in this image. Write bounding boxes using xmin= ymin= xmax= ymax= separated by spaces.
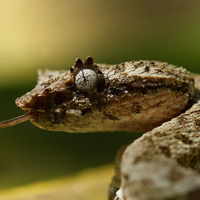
xmin=16 ymin=57 xmax=194 ymax=133
xmin=12 ymin=57 xmax=199 ymax=199
xmin=117 ymin=75 xmax=200 ymax=200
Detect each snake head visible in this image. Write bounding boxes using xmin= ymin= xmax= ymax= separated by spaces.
xmin=14 ymin=56 xmax=106 ymax=132
xmin=0 ymin=58 xmax=194 ymax=133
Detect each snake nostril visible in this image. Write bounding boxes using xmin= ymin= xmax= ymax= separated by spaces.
xmin=81 ymin=108 xmax=92 ymax=116
xmin=53 ymin=92 xmax=73 ymax=105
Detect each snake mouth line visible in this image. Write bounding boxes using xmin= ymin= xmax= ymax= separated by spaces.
xmin=0 ymin=112 xmax=38 ymax=128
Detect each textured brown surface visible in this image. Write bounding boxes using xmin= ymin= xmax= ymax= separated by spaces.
xmin=118 ymin=75 xmax=200 ymax=200
xmin=13 ymin=57 xmax=199 ymax=199
xmin=15 ymin=57 xmax=194 ymax=133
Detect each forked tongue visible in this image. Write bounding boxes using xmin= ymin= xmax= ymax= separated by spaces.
xmin=0 ymin=113 xmax=37 ymax=128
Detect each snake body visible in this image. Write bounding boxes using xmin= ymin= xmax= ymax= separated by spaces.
xmin=13 ymin=57 xmax=200 ymax=199
xmin=118 ymin=75 xmax=200 ymax=200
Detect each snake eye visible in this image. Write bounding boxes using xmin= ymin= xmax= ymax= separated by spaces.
xmin=75 ymin=69 xmax=98 ymax=92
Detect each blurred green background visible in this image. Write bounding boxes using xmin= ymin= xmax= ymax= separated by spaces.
xmin=0 ymin=0 xmax=200 ymax=198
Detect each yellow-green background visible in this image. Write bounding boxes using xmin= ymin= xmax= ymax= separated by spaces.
xmin=0 ymin=0 xmax=200 ymax=199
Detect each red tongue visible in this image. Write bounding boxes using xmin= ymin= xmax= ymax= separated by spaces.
xmin=0 ymin=112 xmax=38 ymax=128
